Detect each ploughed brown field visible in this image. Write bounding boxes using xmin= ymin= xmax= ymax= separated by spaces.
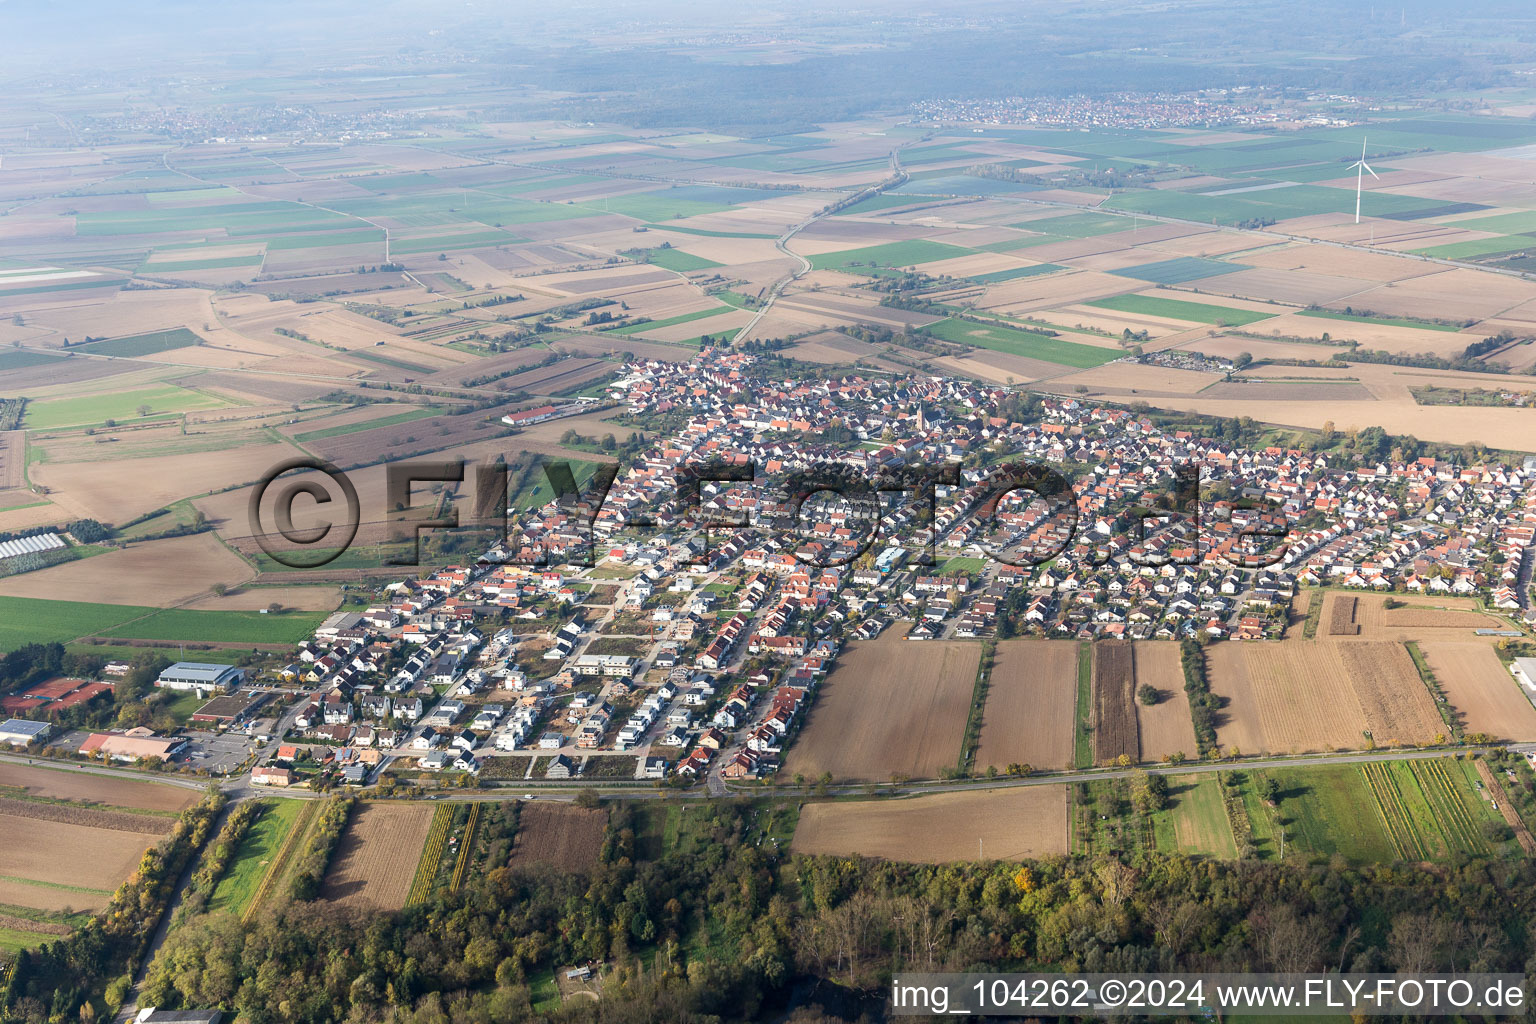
xmin=0 ymin=761 xmax=199 ymax=812
xmin=0 ymin=812 xmax=156 ymax=893
xmin=975 ymin=639 xmax=1077 ymax=772
xmin=1419 ymin=640 xmax=1536 ymax=741
xmin=1206 ymin=638 xmax=1443 ymax=754
xmin=1131 ymin=642 xmax=1197 ymax=761
xmin=792 ymin=787 xmax=1070 ymax=863
xmin=1092 ymin=642 xmax=1138 ymax=763
xmin=785 ymin=638 xmax=980 ymax=782
xmin=321 ymin=801 xmax=435 ymax=910
xmin=507 ymin=802 xmax=606 ymax=871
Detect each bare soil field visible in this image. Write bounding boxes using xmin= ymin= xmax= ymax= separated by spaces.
xmin=1132 ymin=642 xmax=1197 ymax=761
xmin=1201 ymin=380 xmax=1375 ymax=402
xmin=508 ymin=802 xmax=606 ymax=871
xmin=0 ymin=877 xmax=107 ymax=913
xmin=1320 ymin=591 xmax=1504 ymax=638
xmin=1092 ymin=642 xmax=1138 ymax=763
xmin=1419 ymin=641 xmax=1536 ymax=740
xmin=0 ymin=762 xmax=198 ymax=811
xmin=1180 ymin=336 xmax=1345 ymax=363
xmin=1342 ymin=269 xmax=1535 ymax=323
xmin=0 ymin=811 xmax=156 ymax=891
xmin=792 ymin=787 xmax=1070 ymax=863
xmin=1196 ymin=268 xmax=1371 ymax=306
xmin=320 ymin=801 xmax=435 ymax=910
xmin=32 ymin=440 xmax=296 ymax=525
xmin=1207 ymin=639 xmax=1442 ymax=754
xmin=1048 ymin=363 xmax=1223 ymax=396
xmin=0 ymin=533 xmax=255 ymax=605
xmin=786 ymin=639 xmax=980 ymax=781
xmin=975 ymin=640 xmax=1077 ymax=772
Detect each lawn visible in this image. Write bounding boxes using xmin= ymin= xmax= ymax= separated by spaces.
xmin=99 ymin=608 xmax=329 ymax=645
xmin=809 ymin=240 xmax=974 ymax=272
xmin=72 ymin=328 xmax=203 ymax=358
xmin=926 ymin=317 xmax=1120 ymax=368
xmin=937 ymin=556 xmax=986 ymax=574
xmin=0 ymin=596 xmax=154 ymax=652
xmin=1084 ymin=294 xmax=1275 ymax=327
xmin=1151 ymin=775 xmax=1238 ymax=859
xmin=24 ymin=384 xmax=229 ymax=429
xmin=210 ymin=798 xmax=306 ymax=916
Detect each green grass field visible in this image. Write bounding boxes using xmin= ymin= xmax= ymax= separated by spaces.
xmin=809 ymin=239 xmax=973 ymax=272
xmin=99 ymin=607 xmax=328 ymax=645
xmin=0 ymin=597 xmax=155 ymax=652
xmin=72 ymin=328 xmax=203 ymax=358
xmin=292 ymin=406 xmax=442 ymax=443
xmin=1296 ymin=309 xmax=1460 ymax=332
xmin=1074 ymin=644 xmax=1093 ymax=770
xmin=139 ymin=255 xmax=262 ymax=273
xmin=606 ymin=305 xmax=734 ymax=336
xmin=925 ymin=318 xmax=1120 ymax=368
xmin=1411 ymin=235 xmax=1536 ymax=260
xmin=1268 ymin=764 xmax=1400 ymax=863
xmin=629 ymin=247 xmax=723 ymax=272
xmin=0 ymin=351 xmax=61 ymax=371
xmin=1085 ymin=294 xmax=1275 ymax=327
xmin=209 ymin=798 xmax=306 ymax=916
xmin=24 ymin=384 xmax=228 ymax=429
xmin=1151 ymin=775 xmax=1238 ymax=858
xmin=968 ymin=263 xmax=1063 ymax=285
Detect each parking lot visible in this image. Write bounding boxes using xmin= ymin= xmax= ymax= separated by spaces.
xmin=180 ymin=731 xmax=259 ymax=775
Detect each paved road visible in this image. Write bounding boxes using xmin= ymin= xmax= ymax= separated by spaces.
xmin=734 ymin=148 xmax=908 ymax=344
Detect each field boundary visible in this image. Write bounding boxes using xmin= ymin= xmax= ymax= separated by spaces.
xmin=407 ymin=805 xmax=452 ymax=906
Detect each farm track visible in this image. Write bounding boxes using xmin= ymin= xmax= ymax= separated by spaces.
xmin=1476 ymin=761 xmax=1536 ymax=853
xmin=242 ymin=799 xmax=319 ymax=924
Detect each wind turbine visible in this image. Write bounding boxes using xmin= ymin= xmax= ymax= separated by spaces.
xmin=1351 ymin=138 xmax=1380 ymax=225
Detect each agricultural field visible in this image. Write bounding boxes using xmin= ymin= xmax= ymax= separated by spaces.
xmin=506 ymin=803 xmax=606 ymax=872
xmin=1131 ymin=642 xmax=1198 ymax=761
xmin=0 ymin=765 xmax=196 ymax=951
xmin=321 ymin=801 xmax=436 ymax=910
xmin=1319 ymin=591 xmax=1506 ymax=639
xmin=1418 ymin=641 xmax=1536 ymax=740
xmin=974 ymin=640 xmax=1078 ymax=772
xmin=1207 ymin=638 xmax=1444 ymax=754
xmin=1270 ymin=757 xmax=1516 ymax=863
xmin=1091 ymin=642 xmax=1138 ymax=763
xmin=786 ymin=638 xmax=980 ymax=781
xmin=792 ymin=787 xmax=1069 ymax=863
